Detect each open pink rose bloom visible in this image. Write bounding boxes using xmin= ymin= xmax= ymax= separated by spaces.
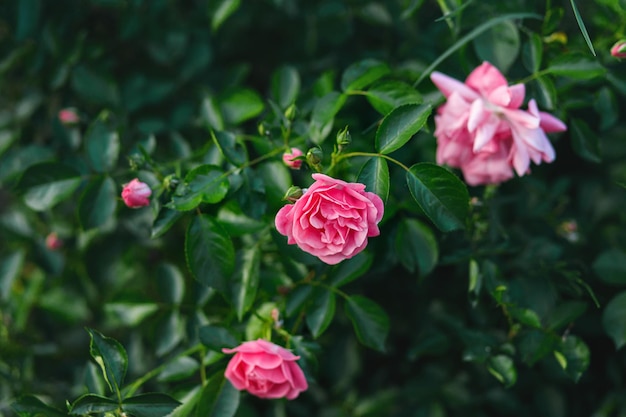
xmin=430 ymin=62 xmax=567 ymax=186
xmin=121 ymin=178 xmax=152 ymax=208
xmin=222 ymin=339 xmax=308 ymax=400
xmin=275 ymin=173 xmax=384 ymax=265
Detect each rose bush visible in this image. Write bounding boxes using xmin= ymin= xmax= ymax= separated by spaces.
xmin=275 ymin=173 xmax=384 ymax=264
xmin=222 ymin=339 xmax=308 ymax=400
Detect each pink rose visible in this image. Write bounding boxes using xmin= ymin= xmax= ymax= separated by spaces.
xmin=275 ymin=173 xmax=384 ymax=265
xmin=282 ymin=148 xmax=304 ymax=169
xmin=45 ymin=232 xmax=63 ymax=250
xmin=610 ymin=39 xmax=626 ymax=58
xmin=222 ymin=339 xmax=308 ymax=400
xmin=58 ymin=108 xmax=80 ymax=125
xmin=121 ymin=178 xmax=152 ymax=208
xmin=430 ymin=61 xmax=567 ymax=186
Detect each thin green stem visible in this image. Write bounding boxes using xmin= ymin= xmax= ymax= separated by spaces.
xmin=333 ymin=151 xmax=411 ymax=173
xmin=515 ymin=69 xmax=551 ymax=85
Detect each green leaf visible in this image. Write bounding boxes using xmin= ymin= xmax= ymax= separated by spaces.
xmin=158 ymin=356 xmax=200 ymax=382
xmin=547 ymin=54 xmax=606 ymax=79
xmin=87 ymin=328 xmax=128 ymax=396
xmin=522 ymin=32 xmax=543 ymax=74
xmin=195 ymin=372 xmax=240 ymax=417
xmin=122 ymin=393 xmax=181 ymax=417
xmin=487 ymin=355 xmax=517 ymax=387
xmin=216 ymin=202 xmax=266 ymax=237
xmin=211 ymin=130 xmax=247 ymax=166
xmin=211 ymin=0 xmax=241 ymax=32
xmin=546 ymin=301 xmax=587 ymax=331
xmin=473 ymin=20 xmax=520 ymax=73
xmin=365 ymin=80 xmax=423 ymax=115
xmin=200 ymin=95 xmax=225 ymax=131
xmin=309 ymin=92 xmax=347 ymax=144
xmin=12 ymin=395 xmax=67 ymax=417
xmin=16 ymin=162 xmax=81 ymax=211
xmin=69 ymin=394 xmax=118 ymax=415
xmin=156 ymin=263 xmax=185 ymax=304
xmin=509 ymin=307 xmax=542 ymax=329
xmin=569 ymin=0 xmax=596 ymax=56
xmin=341 ymin=59 xmax=390 ymax=92
xmin=71 ymin=65 xmax=120 ymax=107
xmin=271 ymin=65 xmax=301 ymax=108
xmin=394 ymin=218 xmax=438 ymax=277
xmin=0 ymin=251 xmax=24 ymax=301
xmin=231 ymin=246 xmax=261 ymax=321
xmin=593 ymin=248 xmax=626 ymax=285
xmin=104 ymin=303 xmax=158 ymax=327
xmin=85 ymin=117 xmax=120 ymax=173
xmin=15 ymin=0 xmax=41 ymax=40
xmin=151 ymin=208 xmax=184 ymax=239
xmin=199 ymin=324 xmax=239 ymax=351
xmin=406 ymin=163 xmax=469 ymax=232
xmin=556 ymin=336 xmax=590 ymax=382
xmin=286 ymin=285 xmax=313 ymax=317
xmin=78 ymin=176 xmax=117 ymax=230
xmin=329 ymin=251 xmax=373 ymax=287
xmin=169 ymin=165 xmax=229 ymax=211
xmin=306 ymin=288 xmax=336 ymax=338
xmin=570 ymin=118 xmax=601 ymax=163
xmin=185 ymin=214 xmax=235 ymax=293
xmin=220 ymin=88 xmax=264 ymax=125
xmin=345 ymin=295 xmax=390 ymax=352
xmin=375 ymin=103 xmax=431 ymax=154
xmin=602 ymin=291 xmax=626 ymax=349
xmin=531 ymin=76 xmax=557 ymax=110
xmin=357 ymin=157 xmax=389 ymax=204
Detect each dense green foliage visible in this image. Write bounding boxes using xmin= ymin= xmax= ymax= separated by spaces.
xmin=2 ymin=0 xmax=626 ymax=416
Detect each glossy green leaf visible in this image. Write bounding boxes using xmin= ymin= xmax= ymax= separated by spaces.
xmin=0 ymin=251 xmax=24 ymax=301
xmin=309 ymin=91 xmax=347 ymax=144
xmin=286 ymin=285 xmax=313 ymax=317
xmin=12 ymin=395 xmax=67 ymax=417
xmin=546 ymin=301 xmax=587 ymax=331
xmin=158 ymin=357 xmax=200 ymax=382
xmin=306 ymin=288 xmax=336 ymax=338
xmin=216 ymin=202 xmax=266 ymax=237
xmin=509 ymin=307 xmax=542 ymax=329
xmin=365 ymin=80 xmax=423 ymax=115
xmin=531 ymin=76 xmax=557 ymax=110
xmin=78 ymin=176 xmax=117 ymax=230
xmin=357 ymin=157 xmax=389 ymax=204
xmin=345 ymin=295 xmax=390 ymax=352
xmin=87 ymin=328 xmax=128 ymax=396
xmin=199 ymin=324 xmax=239 ymax=351
xmin=518 ymin=329 xmax=558 ymax=366
xmin=85 ymin=117 xmax=120 ymax=173
xmin=341 ymin=59 xmax=390 ymax=92
xmin=122 ymin=393 xmax=181 ymax=417
xmin=16 ymin=162 xmax=81 ymax=211
xmin=231 ymin=246 xmax=261 ymax=321
xmin=211 ymin=130 xmax=247 ymax=166
xmin=271 ymin=65 xmax=301 ymax=108
xmin=71 ymin=66 xmax=120 ymax=107
xmin=394 ymin=218 xmax=438 ymax=277
xmin=602 ymin=291 xmax=626 ymax=349
xmin=556 ymin=336 xmax=590 ymax=382
xmin=200 ymin=95 xmax=225 ymax=131
xmin=258 ymin=160 xmax=292 ymax=213
xmin=169 ymin=165 xmax=229 ymax=211
xmin=155 ymin=311 xmax=184 ymax=356
xmin=151 ymin=208 xmax=184 ymax=239
xmin=375 ymin=103 xmax=431 ymax=154
xmin=473 ymin=20 xmax=520 ymax=73
xmin=522 ymin=32 xmax=543 ymax=74
xmin=211 ymin=0 xmax=241 ymax=32
xmin=547 ymin=54 xmax=606 ymax=79
xmin=196 ymin=372 xmax=240 ymax=417
xmin=329 ymin=251 xmax=373 ymax=287
xmin=69 ymin=394 xmax=118 ymax=415
xmin=185 ymin=214 xmax=235 ymax=293
xmin=156 ymin=263 xmax=185 ymax=304
xmin=406 ymin=163 xmax=469 ymax=232
xmin=104 ymin=303 xmax=158 ymax=327
xmin=220 ymin=88 xmax=264 ymax=125
xmin=569 ymin=0 xmax=596 ymax=56
xmin=593 ymin=248 xmax=626 ymax=285
xmin=571 ymin=118 xmax=601 ymax=163
xmin=487 ymin=355 xmax=517 ymax=387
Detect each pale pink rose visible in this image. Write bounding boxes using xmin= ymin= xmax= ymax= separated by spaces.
xmin=45 ymin=232 xmax=63 ymax=250
xmin=121 ymin=178 xmax=152 ymax=208
xmin=431 ymin=61 xmax=567 ymax=186
xmin=282 ymin=148 xmax=304 ymax=169
xmin=58 ymin=108 xmax=80 ymax=125
xmin=222 ymin=339 xmax=308 ymax=400
xmin=610 ymin=39 xmax=626 ymax=58
xmin=275 ymin=173 xmax=384 ymax=264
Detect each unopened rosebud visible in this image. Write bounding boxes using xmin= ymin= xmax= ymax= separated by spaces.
xmin=336 ymin=126 xmax=351 ymax=147
xmin=58 ymin=108 xmax=80 ymax=125
xmin=282 ymin=147 xmax=304 ymax=169
xmin=45 ymin=232 xmax=63 ymax=250
xmin=611 ymin=39 xmax=626 ymax=58
xmin=163 ymin=174 xmax=180 ymax=192
xmin=284 ymin=104 xmax=297 ymax=121
xmin=306 ymin=147 xmax=323 ymax=169
xmin=283 ymin=185 xmax=304 ymax=203
xmin=270 ymin=308 xmax=283 ymax=329
xmin=121 ymin=178 xmax=152 ymax=208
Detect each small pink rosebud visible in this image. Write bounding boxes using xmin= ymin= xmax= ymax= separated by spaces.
xmin=121 ymin=178 xmax=152 ymax=208
xmin=45 ymin=232 xmax=63 ymax=250
xmin=282 ymin=148 xmax=304 ymax=169
xmin=58 ymin=108 xmax=80 ymax=125
xmin=610 ymin=40 xmax=626 ymax=58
